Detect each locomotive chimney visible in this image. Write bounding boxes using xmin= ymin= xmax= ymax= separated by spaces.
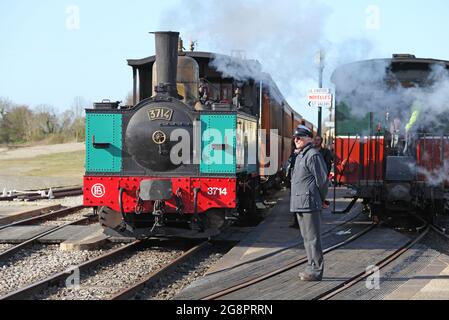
xmin=152 ymin=31 xmax=179 ymax=98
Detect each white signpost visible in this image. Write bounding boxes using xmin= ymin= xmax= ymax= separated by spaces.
xmin=308 ymin=88 xmax=333 ymax=108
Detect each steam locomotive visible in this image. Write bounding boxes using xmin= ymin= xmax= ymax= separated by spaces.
xmin=333 ymin=54 xmax=449 ymax=224
xmin=83 ymin=31 xmax=313 ymax=238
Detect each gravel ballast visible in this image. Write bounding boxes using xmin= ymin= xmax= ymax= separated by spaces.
xmin=0 ymin=244 xmax=13 ymax=254
xmin=0 ymin=243 xmax=115 ymax=297
xmin=37 ymin=246 xmax=185 ymax=300
xmin=137 ymin=243 xmax=231 ymax=300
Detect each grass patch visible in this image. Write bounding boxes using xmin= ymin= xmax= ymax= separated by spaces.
xmin=0 ymin=150 xmax=85 ymax=178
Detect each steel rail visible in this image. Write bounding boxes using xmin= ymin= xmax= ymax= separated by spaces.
xmin=316 ymin=226 xmax=430 ymax=300
xmin=430 ymin=224 xmax=449 ymax=239
xmin=201 ymin=222 xmax=376 ymax=300
xmin=0 ymin=205 xmax=89 ymax=260
xmin=0 ymin=215 xmax=91 ymax=261
xmin=17 ymin=188 xmax=83 ymax=201
xmin=411 ymin=212 xmax=449 ymax=240
xmin=0 ymin=204 xmax=63 ymax=227
xmin=0 ymin=186 xmax=82 ymax=202
xmin=110 ymin=240 xmax=210 ymax=300
xmin=0 ymin=205 xmax=85 ymax=231
xmin=0 ymin=240 xmax=143 ymax=300
xmin=314 ymin=213 xmax=449 ymax=300
xmin=206 ymin=209 xmax=365 ymax=277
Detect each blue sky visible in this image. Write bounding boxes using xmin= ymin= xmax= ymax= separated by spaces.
xmin=1 ymin=0 xmax=449 ymax=125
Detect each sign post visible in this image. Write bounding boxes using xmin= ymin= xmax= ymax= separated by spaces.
xmin=308 ymin=88 xmax=333 ymax=136
xmin=308 ymin=89 xmax=333 ymax=107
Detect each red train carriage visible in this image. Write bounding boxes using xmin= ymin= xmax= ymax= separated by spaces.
xmin=332 ymin=54 xmax=449 ymax=223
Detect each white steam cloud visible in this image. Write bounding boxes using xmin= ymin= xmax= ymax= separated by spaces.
xmin=335 ymin=60 xmax=449 ymax=185
xmin=335 ymin=61 xmax=449 ymax=132
xmin=158 ymin=0 xmax=338 ymax=109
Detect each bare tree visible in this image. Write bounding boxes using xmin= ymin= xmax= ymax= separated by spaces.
xmin=2 ymin=105 xmax=33 ymax=143
xmin=0 ymin=98 xmax=12 ymax=120
xmin=34 ymin=104 xmax=58 ymax=137
xmin=0 ymin=97 xmax=87 ymax=145
xmin=71 ymin=96 xmax=87 ymax=142
xmin=72 ymin=96 xmax=87 ymax=118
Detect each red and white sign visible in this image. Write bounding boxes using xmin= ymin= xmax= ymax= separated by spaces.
xmin=308 ymin=88 xmax=333 ymax=108
xmin=91 ymin=183 xmax=106 ymax=198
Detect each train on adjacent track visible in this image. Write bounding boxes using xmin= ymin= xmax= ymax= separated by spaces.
xmin=83 ymin=31 xmax=314 ymax=238
xmin=333 ymin=54 xmax=449 ymax=225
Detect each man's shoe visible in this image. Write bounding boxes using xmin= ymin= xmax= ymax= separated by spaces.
xmin=298 ymin=272 xmax=322 ymax=281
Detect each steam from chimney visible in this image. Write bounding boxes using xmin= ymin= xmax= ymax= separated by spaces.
xmin=158 ymin=1 xmax=334 ymax=102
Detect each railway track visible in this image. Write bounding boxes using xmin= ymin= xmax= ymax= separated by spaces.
xmin=0 ymin=240 xmax=142 ymax=300
xmin=310 ymin=214 xmax=446 ymax=301
xmin=109 ymin=240 xmax=210 ymax=300
xmin=0 ymin=205 xmax=107 ymax=298
xmin=199 ymin=220 xmax=377 ymax=300
xmin=0 ymin=205 xmax=90 ymax=260
xmin=0 ymin=205 xmax=84 ymax=231
xmin=206 ymin=209 xmax=366 ymax=276
xmin=197 ymin=213 xmax=449 ymax=300
xmin=315 ymin=226 xmax=430 ymax=300
xmin=0 ymin=238 xmax=215 ymax=300
xmin=0 ymin=186 xmax=83 ymax=202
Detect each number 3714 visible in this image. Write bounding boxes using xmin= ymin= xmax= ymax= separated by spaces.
xmin=207 ymin=187 xmax=227 ymax=196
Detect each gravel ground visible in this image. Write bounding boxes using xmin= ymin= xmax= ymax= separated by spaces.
xmin=36 ymin=245 xmax=185 ymax=300
xmin=0 ymin=195 xmax=83 ymax=209
xmin=0 ymin=143 xmax=84 ymax=160
xmin=0 ymin=244 xmax=13 ymax=254
xmin=0 ymin=177 xmax=82 ymax=191
xmin=136 ymin=243 xmax=232 ymax=300
xmin=22 ymin=195 xmax=83 ymax=208
xmin=0 ymin=243 xmax=115 ymax=297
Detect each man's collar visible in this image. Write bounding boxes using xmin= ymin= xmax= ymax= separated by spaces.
xmin=300 ymin=143 xmax=313 ymax=153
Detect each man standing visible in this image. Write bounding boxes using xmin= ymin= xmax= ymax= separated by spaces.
xmin=313 ymin=135 xmax=333 ymax=176
xmin=291 ymin=125 xmax=329 ymax=281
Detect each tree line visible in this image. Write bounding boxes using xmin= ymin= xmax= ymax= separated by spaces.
xmin=0 ymin=97 xmax=86 ymax=145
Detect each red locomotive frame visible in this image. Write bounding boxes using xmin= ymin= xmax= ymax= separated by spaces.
xmin=84 ymin=176 xmax=237 ymax=215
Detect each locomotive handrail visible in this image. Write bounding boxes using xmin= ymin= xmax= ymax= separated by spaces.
xmin=92 ymin=135 xmax=111 ymax=148
xmin=119 ymin=187 xmax=126 ymax=222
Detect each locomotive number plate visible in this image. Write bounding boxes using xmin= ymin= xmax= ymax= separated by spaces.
xmin=148 ymin=108 xmax=173 ymax=121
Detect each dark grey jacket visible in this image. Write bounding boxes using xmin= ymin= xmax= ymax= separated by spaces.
xmin=290 ymin=144 xmax=329 ymax=213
